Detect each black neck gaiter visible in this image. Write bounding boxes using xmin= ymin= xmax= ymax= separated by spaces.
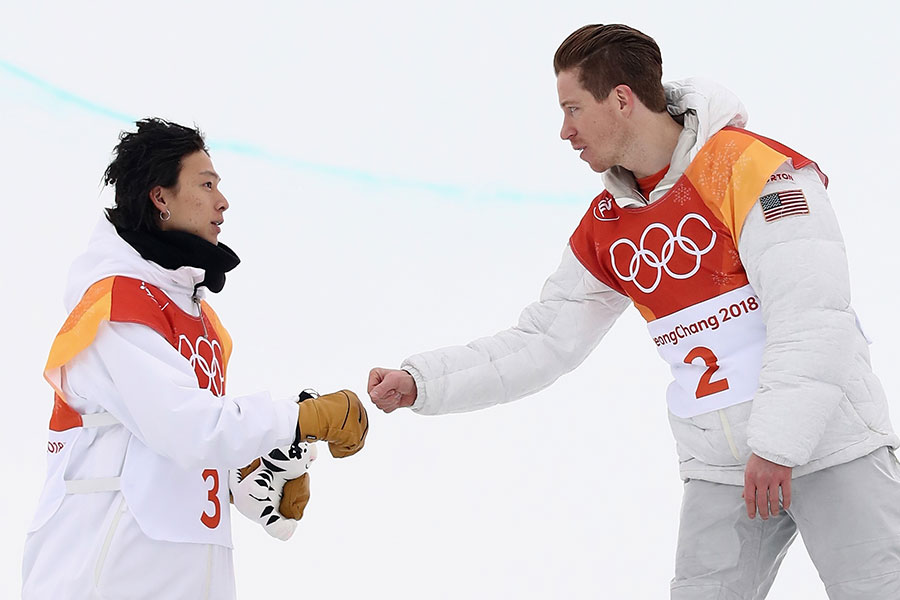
xmin=115 ymin=227 xmax=240 ymax=293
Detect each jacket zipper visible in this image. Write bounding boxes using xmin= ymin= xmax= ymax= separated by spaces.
xmin=193 ymin=291 xmax=209 ymax=338
xmin=717 ymin=410 xmax=742 ymax=461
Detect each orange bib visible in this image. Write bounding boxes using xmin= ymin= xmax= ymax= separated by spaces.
xmin=570 ymin=128 xmax=825 ymax=417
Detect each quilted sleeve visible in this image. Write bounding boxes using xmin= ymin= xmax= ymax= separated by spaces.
xmin=738 ymin=162 xmax=859 ymax=466
xmin=403 ymin=245 xmax=631 ymax=416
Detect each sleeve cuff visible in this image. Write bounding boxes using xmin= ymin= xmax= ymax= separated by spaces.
xmin=272 ymin=397 xmax=301 ymax=446
xmin=403 ymin=366 xmax=427 ymax=413
xmin=749 ymin=448 xmax=798 ymax=468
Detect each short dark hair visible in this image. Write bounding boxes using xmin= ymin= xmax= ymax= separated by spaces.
xmin=104 ymin=118 xmax=208 ymax=232
xmin=553 ymin=24 xmax=667 ymax=113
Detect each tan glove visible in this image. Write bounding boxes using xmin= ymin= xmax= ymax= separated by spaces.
xmin=297 ymin=389 xmax=369 ymax=458
xmin=237 ymin=459 xmax=311 ymax=520
xmin=279 ymin=473 xmax=310 ymax=519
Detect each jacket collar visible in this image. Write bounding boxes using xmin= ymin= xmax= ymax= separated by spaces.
xmin=603 ymin=77 xmax=748 ymax=208
xmin=65 ymin=216 xmax=217 ymax=313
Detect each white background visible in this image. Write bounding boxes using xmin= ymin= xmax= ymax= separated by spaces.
xmin=2 ymin=1 xmax=898 ymax=598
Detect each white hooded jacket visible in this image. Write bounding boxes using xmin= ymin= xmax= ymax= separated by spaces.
xmin=402 ymin=78 xmax=897 ymax=485
xmin=23 ymin=217 xmax=299 ymax=599
xmin=54 ymin=217 xmax=299 ymax=473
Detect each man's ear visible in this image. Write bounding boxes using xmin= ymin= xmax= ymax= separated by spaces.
xmin=613 ymin=84 xmax=635 ymax=114
xmin=149 ymin=186 xmax=167 ymax=212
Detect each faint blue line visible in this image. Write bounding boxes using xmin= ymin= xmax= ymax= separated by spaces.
xmin=0 ymin=59 xmax=137 ymax=123
xmin=209 ymin=139 xmax=470 ymax=196
xmin=0 ymin=59 xmax=578 ymax=204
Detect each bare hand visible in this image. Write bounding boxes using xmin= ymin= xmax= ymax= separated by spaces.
xmin=367 ymin=368 xmax=417 ymax=413
xmin=743 ymin=453 xmax=792 ymax=520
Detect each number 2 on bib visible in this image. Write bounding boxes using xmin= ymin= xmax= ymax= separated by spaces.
xmin=200 ymin=469 xmax=221 ymax=529
xmin=684 ymin=346 xmax=729 ymax=398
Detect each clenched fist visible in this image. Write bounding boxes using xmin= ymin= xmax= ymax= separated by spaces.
xmin=367 ymin=368 xmax=418 ymax=413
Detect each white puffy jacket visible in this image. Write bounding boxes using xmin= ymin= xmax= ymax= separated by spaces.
xmin=403 ymin=78 xmax=897 ymax=485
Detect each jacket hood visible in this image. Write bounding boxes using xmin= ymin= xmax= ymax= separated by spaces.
xmin=64 ymin=215 xmax=205 ymax=312
xmin=664 ymin=77 xmax=748 ymax=152
xmin=603 ymin=77 xmax=748 ymax=203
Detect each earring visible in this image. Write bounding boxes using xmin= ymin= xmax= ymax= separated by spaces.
xmin=160 ymin=209 xmax=171 ymax=221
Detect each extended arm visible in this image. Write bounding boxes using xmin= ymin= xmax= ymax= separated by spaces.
xmin=66 ymin=320 xmax=367 ymax=471
xmin=372 ymin=245 xmax=631 ymax=415
xmin=64 ymin=320 xmax=299 ymax=470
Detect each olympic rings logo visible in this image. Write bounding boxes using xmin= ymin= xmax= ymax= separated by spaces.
xmin=609 ymin=213 xmax=716 ymax=293
xmin=178 ymin=334 xmax=225 ymax=396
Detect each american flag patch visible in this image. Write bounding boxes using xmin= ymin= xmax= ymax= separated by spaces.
xmin=759 ymin=189 xmax=809 ymax=222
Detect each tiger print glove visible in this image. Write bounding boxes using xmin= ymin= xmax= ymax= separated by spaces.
xmin=230 ymin=441 xmax=317 ymax=540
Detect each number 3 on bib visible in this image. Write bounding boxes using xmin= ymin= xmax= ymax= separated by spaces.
xmin=201 ymin=469 xmax=221 ymax=529
xmin=684 ymin=346 xmax=729 ymax=398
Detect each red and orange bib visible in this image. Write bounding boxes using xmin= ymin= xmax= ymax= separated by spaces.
xmin=45 ymin=276 xmax=232 ymax=429
xmin=570 ymin=128 xmax=823 ymax=417
xmin=36 ymin=276 xmax=235 ymax=546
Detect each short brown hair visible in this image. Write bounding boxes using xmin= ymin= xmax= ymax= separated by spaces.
xmin=554 ymin=24 xmax=667 ymax=112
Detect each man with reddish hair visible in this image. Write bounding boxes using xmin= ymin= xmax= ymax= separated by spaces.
xmin=368 ymin=24 xmax=900 ymax=598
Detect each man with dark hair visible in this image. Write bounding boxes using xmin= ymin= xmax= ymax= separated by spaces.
xmin=23 ymin=118 xmax=368 ymax=599
xmin=103 ymin=118 xmax=209 ymax=233
xmin=369 ymin=24 xmax=900 ymax=598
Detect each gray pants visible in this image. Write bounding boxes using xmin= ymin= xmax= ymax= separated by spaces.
xmin=671 ymin=447 xmax=900 ymax=599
